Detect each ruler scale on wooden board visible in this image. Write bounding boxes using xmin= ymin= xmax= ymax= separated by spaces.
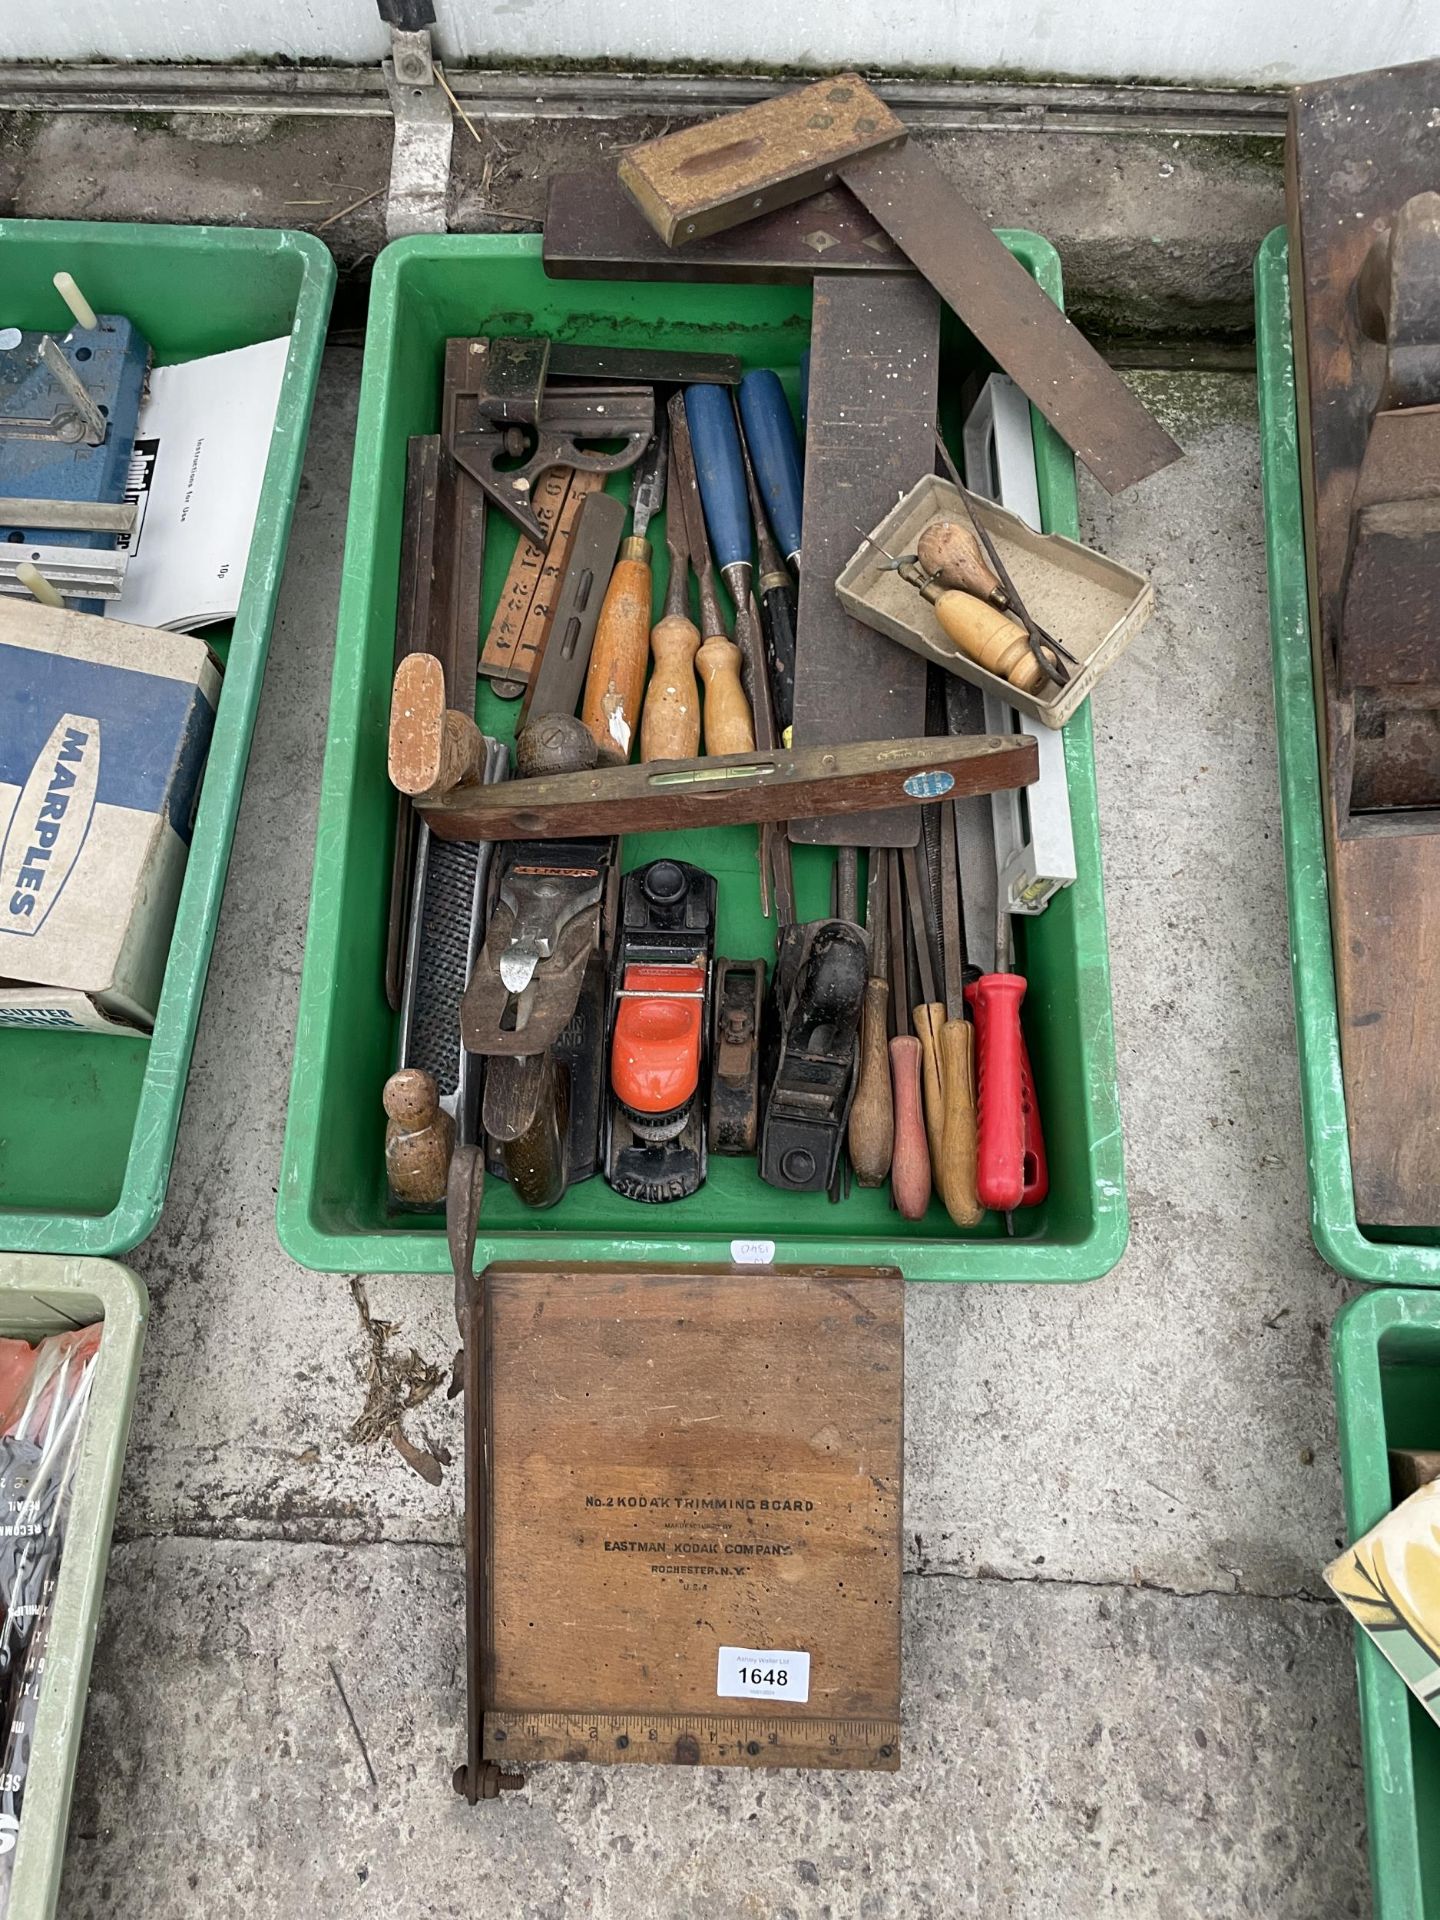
xmin=485 ymin=1710 xmax=898 ymax=1770
xmin=1286 ymin=59 xmax=1440 ymax=1227
xmin=458 ymin=1262 xmax=903 ymax=1787
xmin=479 ymin=468 xmax=604 ymax=697
xmin=790 ymin=275 xmax=940 ymax=848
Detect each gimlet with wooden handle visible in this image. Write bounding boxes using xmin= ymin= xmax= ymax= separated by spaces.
xmin=640 ymin=436 xmax=701 ymax=760
xmin=915 ymin=518 xmax=1007 ymax=607
xmin=581 ymin=418 xmax=668 ymax=764
xmin=859 ymin=529 xmax=1044 ymax=696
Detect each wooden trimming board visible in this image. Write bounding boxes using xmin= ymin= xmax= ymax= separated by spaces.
xmin=469 ymin=1263 xmax=903 ymax=1775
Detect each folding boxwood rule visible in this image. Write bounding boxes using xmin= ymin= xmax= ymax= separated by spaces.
xmin=0 ymin=219 xmax=335 ymax=1257
xmin=279 ymin=233 xmax=1126 ymax=1284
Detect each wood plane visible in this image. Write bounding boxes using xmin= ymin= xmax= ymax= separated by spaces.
xmin=1287 ymin=58 xmax=1440 ymax=1225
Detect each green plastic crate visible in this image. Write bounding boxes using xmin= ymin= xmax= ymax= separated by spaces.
xmin=279 ymin=233 xmax=1126 ymax=1282
xmin=1332 ymin=1287 xmax=1440 ymax=1918
xmin=0 ymin=219 xmax=335 ymax=1258
xmin=0 ymin=1255 xmax=146 ymax=1920
xmin=1255 ymin=228 xmax=1440 ymax=1285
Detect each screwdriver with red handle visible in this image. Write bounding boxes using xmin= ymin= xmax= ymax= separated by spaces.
xmin=941 ymin=675 xmax=1047 ymax=1214
xmin=964 ymin=895 xmax=1048 ymax=1211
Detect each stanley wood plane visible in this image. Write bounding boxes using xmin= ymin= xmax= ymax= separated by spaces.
xmin=1288 ymin=58 xmax=1440 ymax=1224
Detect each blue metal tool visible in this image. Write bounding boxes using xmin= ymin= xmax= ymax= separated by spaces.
xmin=0 ymin=307 xmax=150 ymax=612
xmin=737 ymin=369 xmax=803 ymax=569
xmin=683 ymin=384 xmax=752 ymax=589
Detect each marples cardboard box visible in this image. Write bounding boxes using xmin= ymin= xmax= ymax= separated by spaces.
xmin=0 ymin=598 xmax=220 ymax=1033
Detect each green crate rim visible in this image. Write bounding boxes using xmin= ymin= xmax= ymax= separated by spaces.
xmin=1331 ymin=1286 xmax=1437 ymax=1917
xmin=2 ymin=1255 xmax=147 ymax=1920
xmin=278 ymin=230 xmax=1128 ymax=1283
xmin=1255 ymin=228 xmax=1440 ymax=1284
xmin=0 ymin=220 xmax=336 ymax=1259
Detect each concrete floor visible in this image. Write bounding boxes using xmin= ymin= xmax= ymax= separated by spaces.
xmin=56 ymin=353 xmax=1372 ymax=1916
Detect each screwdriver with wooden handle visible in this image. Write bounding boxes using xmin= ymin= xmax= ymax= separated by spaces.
xmin=639 ymin=435 xmax=701 ymax=761
xmin=848 ymin=848 xmax=893 ymax=1187
xmin=669 ymin=391 xmax=753 ymax=756
xmin=936 ymin=796 xmax=983 ymax=1226
xmin=735 ymin=394 xmax=798 ymax=746
xmin=684 ymin=384 xmax=774 ymax=740
xmin=681 ymin=386 xmax=794 ymax=924
xmin=886 ymin=849 xmax=931 ymax=1220
xmin=737 ymin=368 xmax=804 ymax=571
xmin=901 ymin=842 xmax=947 ymax=1183
xmin=580 ymin=415 xmax=668 ymax=764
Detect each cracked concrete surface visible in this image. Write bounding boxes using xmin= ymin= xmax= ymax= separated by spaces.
xmin=55 ymin=352 xmax=1371 ymax=1912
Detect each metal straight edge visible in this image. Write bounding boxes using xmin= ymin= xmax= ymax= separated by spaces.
xmin=0 ymin=63 xmax=1287 ymax=137
xmin=0 ymin=545 xmax=127 ymax=597
xmin=0 ymin=497 xmax=135 ymax=533
xmin=382 ymin=28 xmax=452 ymax=240
xmin=962 ymin=373 xmax=1077 ymax=915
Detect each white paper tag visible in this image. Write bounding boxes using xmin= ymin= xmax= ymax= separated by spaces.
xmin=716 ymin=1646 xmax=810 ymax=1703
xmin=729 ymin=1238 xmax=776 ymax=1266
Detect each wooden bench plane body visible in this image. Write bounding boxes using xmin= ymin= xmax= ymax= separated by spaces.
xmin=1289 ymin=59 xmax=1440 ymax=1224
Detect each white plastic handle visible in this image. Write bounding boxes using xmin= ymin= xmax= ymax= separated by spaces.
xmin=15 ymin=561 xmax=64 ymax=608
xmin=52 ymin=271 xmax=99 ymax=332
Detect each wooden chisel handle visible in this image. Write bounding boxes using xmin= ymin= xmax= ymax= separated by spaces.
xmin=933 ymin=590 xmax=1046 ymax=696
xmin=848 ymin=976 xmax=893 ymax=1187
xmin=695 ymin=636 xmax=755 ymax=755
xmin=936 ymin=1017 xmax=984 ymax=1226
xmin=640 ymin=610 xmax=701 ymax=760
xmin=888 ymin=1034 xmax=931 ymax=1220
xmin=389 ymin=653 xmax=483 ymax=800
xmin=913 ymin=1000 xmax=946 ymax=1172
xmin=581 ymin=540 xmax=652 ymax=764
